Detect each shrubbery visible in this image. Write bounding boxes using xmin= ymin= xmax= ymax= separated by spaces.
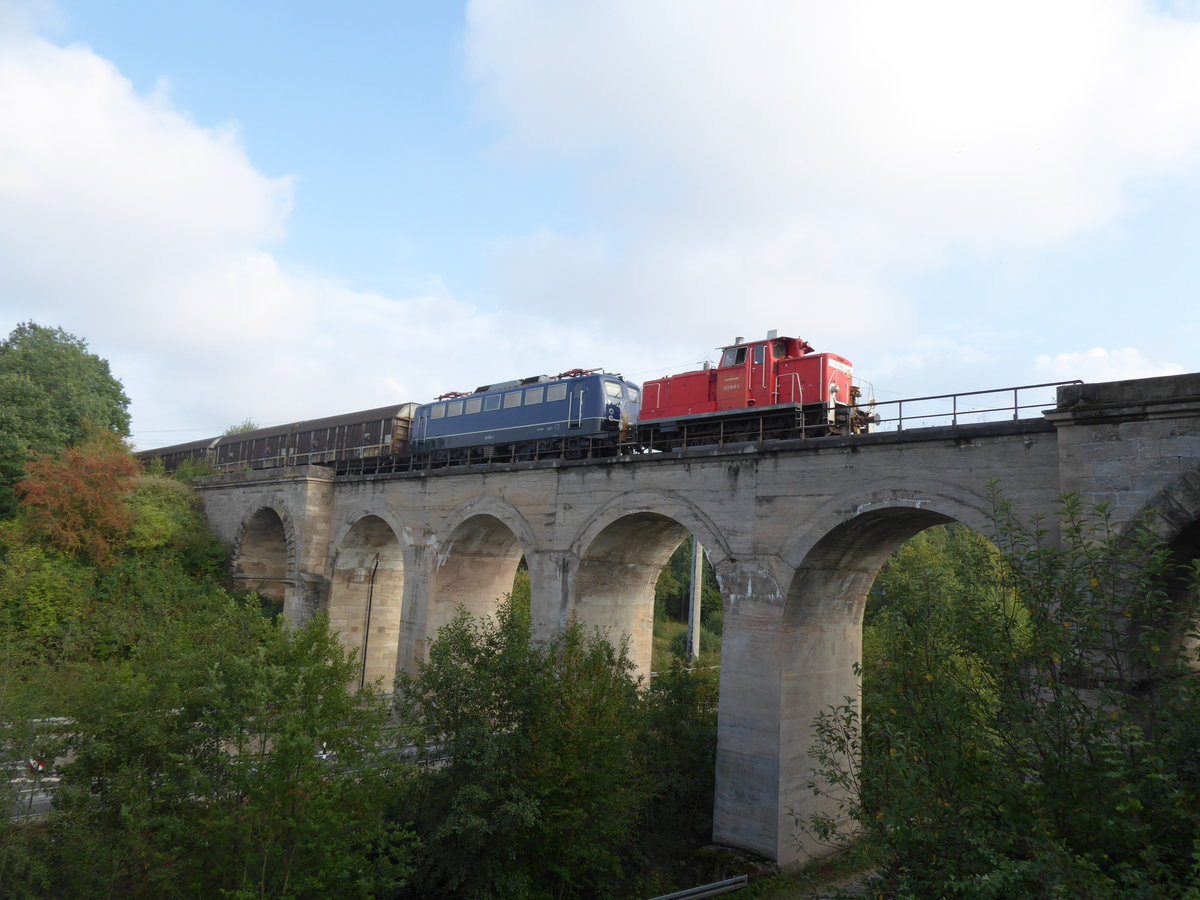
xmin=0 ymin=439 xmax=721 ymax=898
xmin=0 ymin=434 xmax=413 ymax=898
xmin=390 ymin=595 xmax=719 ymax=899
xmin=802 ymin=492 xmax=1200 ymax=898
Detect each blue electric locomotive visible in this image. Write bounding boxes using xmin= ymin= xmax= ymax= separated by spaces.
xmin=411 ymin=369 xmax=641 ymax=463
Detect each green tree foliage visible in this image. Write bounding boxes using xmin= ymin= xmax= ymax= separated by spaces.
xmin=653 ymin=540 xmax=724 ymax=668
xmin=394 ymin=598 xmax=651 ymax=899
xmin=509 ymin=555 xmax=531 ymax=606
xmin=1 ymin=607 xmax=412 ymax=898
xmin=0 ymin=433 xmax=229 ymax=665
xmin=654 ymin=540 xmax=721 ymax=630
xmin=223 ymin=417 xmax=260 ymax=435
xmin=802 ymin=497 xmax=1200 ymax=898
xmin=3 ymin=434 xmax=227 ymax=661
xmin=169 ymin=455 xmax=218 ymax=482
xmin=641 ymin=662 xmax=720 ymax=848
xmin=0 ymin=441 xmax=413 ymax=896
xmin=0 ymin=322 xmax=131 ymax=515
xmin=0 ymin=372 xmax=56 ymax=514
xmin=123 ymin=473 xmax=228 ymax=577
xmin=38 ymin=612 xmax=411 ymax=899
xmin=0 ymin=521 xmax=93 ymax=657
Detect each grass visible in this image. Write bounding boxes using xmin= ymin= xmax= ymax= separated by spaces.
xmin=651 ymin=617 xmax=722 ymax=673
xmin=652 ymin=618 xmax=689 ymax=672
xmin=747 ymin=854 xmax=876 ymax=899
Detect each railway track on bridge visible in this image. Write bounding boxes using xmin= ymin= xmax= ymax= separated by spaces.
xmin=332 ymin=381 xmax=1077 ymax=477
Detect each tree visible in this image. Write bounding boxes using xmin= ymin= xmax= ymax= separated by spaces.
xmin=15 ymin=428 xmax=139 ymax=564
xmin=0 ymin=409 xmax=416 ymax=897
xmin=654 ymin=540 xmax=721 ymax=627
xmin=122 ymin=472 xmax=229 ymax=578
xmin=0 ymin=323 xmax=130 ymax=515
xmin=12 ymin=610 xmax=413 ymax=899
xmin=641 ymin=662 xmax=719 ymax=847
xmin=223 ymin=418 xmax=259 ymax=435
xmin=0 ymin=433 xmax=228 ymax=666
xmin=0 ymin=521 xmax=94 ymax=658
xmin=802 ymin=498 xmax=1200 ymax=898
xmin=394 ymin=598 xmax=651 ymax=899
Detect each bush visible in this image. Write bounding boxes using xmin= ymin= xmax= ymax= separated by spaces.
xmin=2 ymin=609 xmax=412 ymax=898
xmin=393 ymin=598 xmax=651 ymax=899
xmin=801 ymin=492 xmax=1200 ymax=898
xmin=670 ymin=623 xmax=722 ymax=659
xmin=393 ymin=597 xmax=723 ymax=898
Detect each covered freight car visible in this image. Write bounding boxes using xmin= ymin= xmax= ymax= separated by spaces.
xmin=139 ymin=403 xmax=418 ymax=473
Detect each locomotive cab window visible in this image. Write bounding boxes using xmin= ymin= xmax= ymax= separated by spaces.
xmin=431 ymin=405 xmax=445 ymax=419
xmin=753 ymin=345 xmax=765 ymax=365
xmin=721 ymin=347 xmax=747 ymax=367
xmin=772 ymin=339 xmax=789 ymax=359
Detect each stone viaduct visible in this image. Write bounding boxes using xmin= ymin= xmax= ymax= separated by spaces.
xmin=194 ymin=374 xmax=1200 ymax=868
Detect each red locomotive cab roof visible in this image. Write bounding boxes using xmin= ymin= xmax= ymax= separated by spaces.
xmin=716 ymin=334 xmax=815 ymax=368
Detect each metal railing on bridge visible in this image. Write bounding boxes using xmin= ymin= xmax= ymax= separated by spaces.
xmin=868 ymin=380 xmax=1081 ymax=433
xmin=334 ymin=380 xmax=1082 ymax=473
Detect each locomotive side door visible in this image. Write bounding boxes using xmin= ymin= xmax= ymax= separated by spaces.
xmin=745 ymin=341 xmax=776 ymax=409
xmin=715 ymin=344 xmax=750 ymax=410
xmin=567 ymin=383 xmax=585 ymax=428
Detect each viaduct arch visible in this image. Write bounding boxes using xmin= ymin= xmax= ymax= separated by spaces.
xmin=232 ymin=504 xmax=295 ymax=614
xmin=195 ymin=374 xmax=1200 ymax=868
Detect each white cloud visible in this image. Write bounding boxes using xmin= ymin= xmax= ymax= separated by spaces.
xmin=465 ymin=0 xmax=1200 ymax=374
xmin=1034 ymin=347 xmax=1186 ymax=384
xmin=0 ymin=21 xmax=542 ymax=446
xmin=468 ymin=1 xmax=1200 ymax=245
xmin=0 ymin=29 xmax=294 ymax=341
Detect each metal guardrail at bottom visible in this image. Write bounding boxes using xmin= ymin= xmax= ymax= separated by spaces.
xmin=648 ymin=874 xmax=748 ymax=900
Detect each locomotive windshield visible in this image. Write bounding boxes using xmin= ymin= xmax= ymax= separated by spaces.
xmin=720 ymin=346 xmax=748 ymax=367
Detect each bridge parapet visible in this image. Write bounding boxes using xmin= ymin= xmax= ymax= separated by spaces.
xmin=1046 ymin=373 xmax=1200 ymax=517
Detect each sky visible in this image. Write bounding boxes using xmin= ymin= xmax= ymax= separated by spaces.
xmin=1 ymin=0 xmax=1199 ymax=450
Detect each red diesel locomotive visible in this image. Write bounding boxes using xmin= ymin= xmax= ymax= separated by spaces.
xmin=637 ymin=331 xmax=875 ymax=449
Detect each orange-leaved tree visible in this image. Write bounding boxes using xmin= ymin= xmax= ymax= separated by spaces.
xmin=16 ymin=428 xmax=139 ymax=564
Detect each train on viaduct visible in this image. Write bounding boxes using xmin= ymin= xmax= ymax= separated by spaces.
xmin=189 ymin=372 xmax=1200 ymax=869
